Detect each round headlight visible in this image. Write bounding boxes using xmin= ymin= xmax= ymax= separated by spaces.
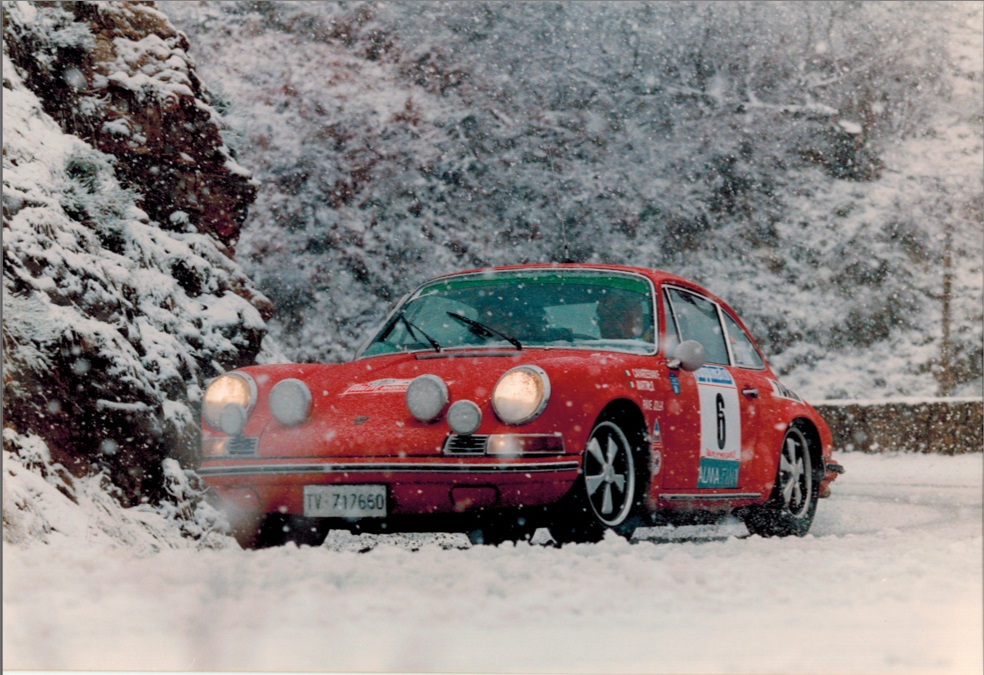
xmin=447 ymin=400 xmax=482 ymax=435
xmin=492 ymin=365 xmax=550 ymax=425
xmin=219 ymin=403 xmax=248 ymax=436
xmin=269 ymin=378 xmax=312 ymax=426
xmin=203 ymin=373 xmax=256 ymax=431
xmin=406 ymin=374 xmax=448 ymax=422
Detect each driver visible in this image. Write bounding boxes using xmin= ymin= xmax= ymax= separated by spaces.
xmin=597 ymin=291 xmax=651 ymax=340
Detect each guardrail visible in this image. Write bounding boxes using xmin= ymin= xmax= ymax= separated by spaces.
xmin=813 ymin=397 xmax=983 ymax=454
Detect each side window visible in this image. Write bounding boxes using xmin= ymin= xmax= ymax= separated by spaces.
xmin=721 ymin=311 xmax=765 ymax=369
xmin=665 ymin=288 xmax=729 ymax=365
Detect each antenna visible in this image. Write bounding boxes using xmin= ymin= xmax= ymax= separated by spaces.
xmin=557 ymin=210 xmax=572 ymax=263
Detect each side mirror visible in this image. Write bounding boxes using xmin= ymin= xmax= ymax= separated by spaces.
xmin=668 ymin=340 xmax=705 ymax=372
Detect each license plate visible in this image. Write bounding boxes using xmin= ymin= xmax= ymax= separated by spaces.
xmin=303 ymin=485 xmax=387 ymax=518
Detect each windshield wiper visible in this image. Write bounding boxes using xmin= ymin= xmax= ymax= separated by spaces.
xmin=399 ymin=312 xmax=442 ymax=353
xmin=446 ymin=312 xmax=522 ymax=350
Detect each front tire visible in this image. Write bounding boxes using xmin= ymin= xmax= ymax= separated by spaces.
xmin=467 ymin=519 xmax=536 ymax=546
xmin=240 ymin=514 xmax=331 ymax=549
xmin=742 ymin=425 xmax=819 ymax=537
xmin=549 ymin=419 xmax=643 ymax=544
xmin=466 ymin=510 xmax=538 ymax=546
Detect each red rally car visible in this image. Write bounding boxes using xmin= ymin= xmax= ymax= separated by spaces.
xmin=198 ymin=264 xmax=843 ymax=547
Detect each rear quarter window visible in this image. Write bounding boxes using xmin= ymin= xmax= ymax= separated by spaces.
xmin=721 ymin=311 xmax=765 ymax=369
xmin=664 ymin=287 xmax=730 ymax=366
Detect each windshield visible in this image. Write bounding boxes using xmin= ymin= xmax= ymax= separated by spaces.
xmin=362 ymin=270 xmax=656 ymax=356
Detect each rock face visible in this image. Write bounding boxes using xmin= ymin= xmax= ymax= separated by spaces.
xmin=2 ymin=1 xmax=272 ymax=505
xmin=814 ymin=399 xmax=984 ymax=455
xmin=4 ymin=1 xmax=258 ymax=249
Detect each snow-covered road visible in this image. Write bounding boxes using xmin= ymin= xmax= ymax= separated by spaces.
xmin=4 ymin=451 xmax=982 ymax=674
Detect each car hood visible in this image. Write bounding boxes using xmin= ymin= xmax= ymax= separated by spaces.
xmin=237 ymin=350 xmax=598 ymax=459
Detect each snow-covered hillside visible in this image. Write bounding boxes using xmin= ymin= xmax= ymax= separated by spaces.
xmin=163 ymin=0 xmax=983 ymax=401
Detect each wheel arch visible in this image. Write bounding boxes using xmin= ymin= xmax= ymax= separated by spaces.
xmin=740 ymin=416 xmax=823 ymax=537
xmin=586 ymin=398 xmax=651 ymax=532
xmin=596 ymin=398 xmax=648 ymax=452
xmin=595 ymin=398 xmax=652 ymax=500
xmin=791 ymin=416 xmax=824 ymax=479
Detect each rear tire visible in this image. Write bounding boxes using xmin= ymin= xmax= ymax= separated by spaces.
xmin=549 ymin=419 xmax=643 ymax=545
xmin=742 ymin=425 xmax=819 ymax=537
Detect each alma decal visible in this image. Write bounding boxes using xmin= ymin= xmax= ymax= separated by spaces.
xmin=695 ymin=365 xmax=741 ymax=488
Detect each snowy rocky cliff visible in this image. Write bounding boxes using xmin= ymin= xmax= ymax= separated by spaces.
xmin=2 ymin=0 xmax=272 ymax=521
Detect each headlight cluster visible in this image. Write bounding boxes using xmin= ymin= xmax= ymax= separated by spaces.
xmin=492 ymin=365 xmax=550 ymax=425
xmin=202 ymin=373 xmax=256 ymax=435
xmin=269 ymin=378 xmax=313 ymax=427
xmin=404 ymin=366 xmax=550 ymax=433
xmin=406 ymin=374 xmax=449 ymax=422
xmin=202 ymin=372 xmax=312 ymax=435
xmin=203 ymin=365 xmax=551 ymax=439
xmin=447 ymin=400 xmax=482 ymax=435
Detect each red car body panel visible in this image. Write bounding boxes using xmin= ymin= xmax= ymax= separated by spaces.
xmin=199 ymin=264 xmax=839 ymax=538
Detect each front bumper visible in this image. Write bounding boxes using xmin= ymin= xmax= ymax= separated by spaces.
xmin=200 ymin=456 xmax=580 ymax=518
xmin=820 ymin=458 xmax=845 ymax=498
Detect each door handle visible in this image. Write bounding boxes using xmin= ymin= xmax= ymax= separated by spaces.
xmin=741 ymin=387 xmax=759 ymax=398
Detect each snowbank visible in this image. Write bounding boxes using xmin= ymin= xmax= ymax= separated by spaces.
xmin=2 ymin=430 xmax=230 ymax=552
xmin=3 ymin=451 xmax=981 ymax=674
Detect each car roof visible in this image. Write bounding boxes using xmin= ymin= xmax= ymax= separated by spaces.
xmin=431 ymin=263 xmax=722 ymax=303
xmin=425 ymin=263 xmax=759 ymax=348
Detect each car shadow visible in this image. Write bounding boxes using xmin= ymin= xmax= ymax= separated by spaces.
xmin=630 ymin=522 xmax=749 ymax=545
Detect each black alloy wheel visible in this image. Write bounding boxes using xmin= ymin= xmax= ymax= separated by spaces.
xmin=742 ymin=425 xmax=820 ymax=537
xmin=549 ymin=419 xmax=643 ymax=545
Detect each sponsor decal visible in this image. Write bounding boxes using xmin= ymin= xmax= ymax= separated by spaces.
xmin=642 ymin=399 xmax=664 ymax=412
xmin=650 ymin=447 xmax=662 ymax=475
xmin=697 ymin=458 xmax=739 ymax=489
xmin=769 ymin=379 xmax=803 ymax=403
xmin=695 ymin=366 xmax=735 ymax=386
xmin=651 ymin=420 xmax=662 ymax=444
xmin=694 ymin=366 xmax=741 ymax=488
xmin=669 ymin=372 xmax=680 ymax=395
xmin=342 ymin=378 xmax=414 ymax=395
